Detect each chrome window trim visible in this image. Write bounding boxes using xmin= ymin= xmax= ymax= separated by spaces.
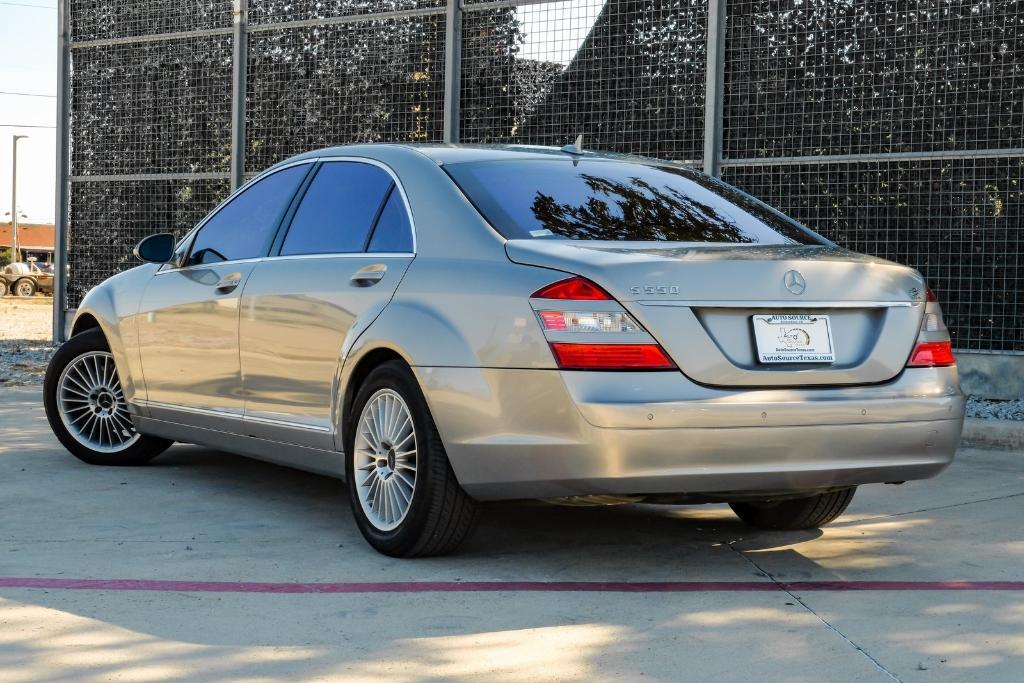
xmin=154 ymin=251 xmax=414 ymax=277
xmin=274 ymin=155 xmax=419 ymax=258
xmin=271 ymin=252 xmax=415 ymax=262
xmin=153 ymin=156 xmax=416 ymax=275
xmin=157 ymin=159 xmax=317 ymax=274
xmin=135 ymin=399 xmax=333 ymax=433
xmin=153 ymin=256 xmax=266 ymax=276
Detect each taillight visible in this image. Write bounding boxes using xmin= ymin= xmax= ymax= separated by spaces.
xmin=532 ymin=276 xmax=675 ymax=370
xmin=532 ymin=276 xmax=611 ymax=301
xmin=907 ymin=341 xmax=955 ymax=367
xmin=906 ymin=286 xmax=955 ymax=367
xmin=538 ymin=310 xmax=642 ymax=333
xmin=550 ymin=343 xmax=676 ymax=370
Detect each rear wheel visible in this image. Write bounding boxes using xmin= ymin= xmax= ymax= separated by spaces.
xmin=729 ymin=487 xmax=856 ymax=530
xmin=13 ymin=278 xmax=35 ymax=297
xmin=44 ymin=328 xmax=171 ymax=466
xmin=0 ymin=279 xmax=7 ymax=296
xmin=345 ymin=360 xmax=478 ymax=557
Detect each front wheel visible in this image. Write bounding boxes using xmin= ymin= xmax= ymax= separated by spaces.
xmin=729 ymin=487 xmax=856 ymax=530
xmin=0 ymin=279 xmax=7 ymax=296
xmin=44 ymin=327 xmax=171 ymax=466
xmin=345 ymin=360 xmax=478 ymax=557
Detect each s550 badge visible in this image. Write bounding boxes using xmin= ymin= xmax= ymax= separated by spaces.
xmin=630 ymin=284 xmax=680 ymax=295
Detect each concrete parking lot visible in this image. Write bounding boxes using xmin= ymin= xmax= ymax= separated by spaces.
xmin=1 ymin=385 xmax=1022 ymax=682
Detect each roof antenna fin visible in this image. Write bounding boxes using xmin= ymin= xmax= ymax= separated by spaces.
xmin=561 ymin=134 xmax=584 ymax=155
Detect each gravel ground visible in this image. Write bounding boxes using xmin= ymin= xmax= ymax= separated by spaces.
xmin=965 ymin=395 xmax=1024 ymax=421
xmin=0 ymin=296 xmax=55 ymax=386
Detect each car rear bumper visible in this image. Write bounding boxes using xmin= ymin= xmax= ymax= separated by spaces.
xmin=415 ymin=366 xmax=964 ymax=501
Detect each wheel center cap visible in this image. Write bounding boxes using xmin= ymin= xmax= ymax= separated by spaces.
xmin=387 ymin=447 xmax=396 ymax=471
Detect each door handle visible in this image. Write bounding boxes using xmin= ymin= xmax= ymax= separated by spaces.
xmin=214 ymin=273 xmax=242 ymax=293
xmin=351 ymin=264 xmax=387 ymax=286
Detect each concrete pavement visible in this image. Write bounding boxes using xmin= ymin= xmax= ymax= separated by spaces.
xmin=1 ymin=386 xmax=1022 ymax=681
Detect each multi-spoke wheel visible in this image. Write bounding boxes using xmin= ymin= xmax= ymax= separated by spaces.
xmin=353 ymin=389 xmax=418 ymax=531
xmin=57 ymin=351 xmax=139 ymax=452
xmin=345 ymin=360 xmax=478 ymax=557
xmin=44 ymin=327 xmax=171 ymax=465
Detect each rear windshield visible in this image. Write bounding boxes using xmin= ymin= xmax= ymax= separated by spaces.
xmin=445 ymin=159 xmax=823 ymax=245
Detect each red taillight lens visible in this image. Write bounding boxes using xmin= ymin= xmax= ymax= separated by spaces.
xmin=550 ymin=343 xmax=676 ymax=370
xmin=532 ymin=276 xmax=611 ymax=301
xmin=907 ymin=340 xmax=955 ymax=367
xmin=926 ymin=287 xmax=937 ymax=302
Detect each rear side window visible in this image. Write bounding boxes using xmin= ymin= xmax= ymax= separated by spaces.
xmin=367 ymin=188 xmax=414 ymax=253
xmin=281 ymin=162 xmax=394 ymax=256
xmin=188 ymin=164 xmax=309 ymax=266
xmin=445 ymin=159 xmax=823 ymax=245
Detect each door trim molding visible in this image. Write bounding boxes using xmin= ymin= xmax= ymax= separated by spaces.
xmin=133 ymin=399 xmax=333 ymax=433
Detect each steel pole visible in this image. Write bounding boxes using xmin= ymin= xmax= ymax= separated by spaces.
xmin=53 ymin=0 xmax=71 ymax=341
xmin=11 ymin=135 xmax=27 ymax=262
xmin=442 ymin=0 xmax=462 ymax=143
xmin=702 ymin=0 xmax=726 ymax=177
xmin=230 ymin=0 xmax=249 ymax=190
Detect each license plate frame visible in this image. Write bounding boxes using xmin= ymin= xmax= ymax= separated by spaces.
xmin=752 ymin=314 xmax=836 ymax=364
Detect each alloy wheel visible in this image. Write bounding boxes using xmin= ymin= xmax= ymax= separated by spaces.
xmin=353 ymin=388 xmax=418 ymax=531
xmin=57 ymin=351 xmax=139 ymax=453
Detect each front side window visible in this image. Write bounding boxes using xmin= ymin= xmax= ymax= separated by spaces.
xmin=187 ymin=164 xmax=309 ymax=266
xmin=280 ymin=162 xmax=395 ymax=256
xmin=445 ymin=159 xmax=824 ymax=245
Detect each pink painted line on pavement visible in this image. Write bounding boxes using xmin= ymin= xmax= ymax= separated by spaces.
xmin=0 ymin=578 xmax=1022 ymax=594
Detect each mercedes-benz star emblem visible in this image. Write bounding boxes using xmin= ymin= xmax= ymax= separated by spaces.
xmin=783 ymin=270 xmax=806 ymax=295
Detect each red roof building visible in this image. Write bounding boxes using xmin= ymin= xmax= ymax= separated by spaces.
xmin=0 ymin=223 xmax=55 ymax=260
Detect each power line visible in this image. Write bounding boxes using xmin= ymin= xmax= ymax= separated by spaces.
xmin=0 ymin=2 xmax=57 ymax=8
xmin=0 ymin=91 xmax=56 ymax=98
xmin=0 ymin=123 xmax=56 ymax=128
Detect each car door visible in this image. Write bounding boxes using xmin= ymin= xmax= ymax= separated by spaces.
xmin=239 ymin=160 xmax=415 ymax=448
xmin=136 ymin=163 xmax=312 ymax=423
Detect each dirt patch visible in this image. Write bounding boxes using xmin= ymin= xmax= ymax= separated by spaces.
xmin=0 ymin=296 xmax=55 ymax=386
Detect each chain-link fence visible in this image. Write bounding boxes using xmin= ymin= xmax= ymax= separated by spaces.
xmin=58 ymin=0 xmax=1023 ymax=353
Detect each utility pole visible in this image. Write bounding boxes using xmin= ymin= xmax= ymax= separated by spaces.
xmin=11 ymin=134 xmax=28 ymax=262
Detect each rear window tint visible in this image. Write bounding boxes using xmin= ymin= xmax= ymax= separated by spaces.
xmin=445 ymin=159 xmax=823 ymax=245
xmin=281 ymin=162 xmax=393 ymax=256
xmin=367 ymin=187 xmax=414 ymax=253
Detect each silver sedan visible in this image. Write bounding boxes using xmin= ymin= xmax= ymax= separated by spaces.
xmin=43 ymin=144 xmax=964 ymax=556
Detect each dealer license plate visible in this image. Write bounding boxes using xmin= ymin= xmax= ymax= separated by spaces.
xmin=752 ymin=314 xmax=835 ymax=364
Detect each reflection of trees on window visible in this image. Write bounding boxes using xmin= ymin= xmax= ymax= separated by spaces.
xmin=530 ymin=174 xmax=751 ymax=243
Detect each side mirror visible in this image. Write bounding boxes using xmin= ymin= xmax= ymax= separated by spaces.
xmin=134 ymin=233 xmax=176 ymax=264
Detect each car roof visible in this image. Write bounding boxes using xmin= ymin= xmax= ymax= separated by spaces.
xmin=283 ymin=143 xmax=694 ymax=169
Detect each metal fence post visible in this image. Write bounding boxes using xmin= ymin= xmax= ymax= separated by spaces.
xmin=53 ymin=0 xmax=71 ymax=342
xmin=230 ymin=0 xmax=249 ymax=189
xmin=703 ymin=0 xmax=726 ymax=177
xmin=442 ymin=0 xmax=462 ymax=143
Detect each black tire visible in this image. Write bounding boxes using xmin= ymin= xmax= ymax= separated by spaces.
xmin=345 ymin=360 xmax=478 ymax=557
xmin=13 ymin=278 xmax=35 ymax=297
xmin=43 ymin=327 xmax=172 ymax=466
xmin=729 ymin=487 xmax=856 ymax=530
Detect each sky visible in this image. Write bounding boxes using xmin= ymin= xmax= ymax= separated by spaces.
xmin=0 ymin=0 xmax=57 ymax=225
xmin=517 ymin=1 xmax=602 ymax=65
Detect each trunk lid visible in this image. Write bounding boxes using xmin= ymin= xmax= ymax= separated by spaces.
xmin=508 ymin=240 xmax=927 ymax=387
